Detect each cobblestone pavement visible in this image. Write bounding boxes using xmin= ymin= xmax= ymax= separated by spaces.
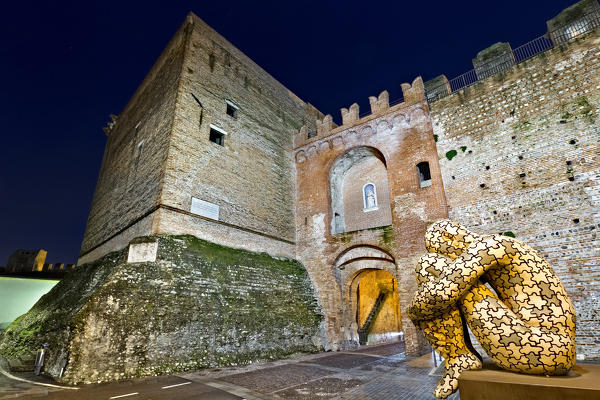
xmin=182 ymin=341 xmax=460 ymax=400
xmin=1 ymin=341 xmax=460 ymax=399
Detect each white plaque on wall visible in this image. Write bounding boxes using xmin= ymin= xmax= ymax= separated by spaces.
xmin=191 ymin=197 xmax=220 ymax=220
xmin=127 ymin=241 xmax=158 ymax=263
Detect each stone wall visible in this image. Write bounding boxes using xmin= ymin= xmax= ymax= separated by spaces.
xmin=153 ymin=206 xmax=296 ymax=258
xmin=158 ymin=14 xmax=322 ymax=254
xmin=80 ymin=14 xmax=322 ymax=264
xmin=79 ymin=14 xmax=321 ymax=264
xmin=0 ymin=235 xmax=323 ymax=384
xmin=78 ymin=212 xmax=157 ymax=265
xmin=431 ymin=29 xmax=600 ymax=360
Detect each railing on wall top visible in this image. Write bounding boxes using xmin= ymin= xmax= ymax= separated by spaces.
xmin=314 ymin=7 xmax=600 ymax=127
xmin=425 ymin=7 xmax=600 ymax=103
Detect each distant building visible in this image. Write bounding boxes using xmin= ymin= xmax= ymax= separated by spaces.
xmin=6 ymin=249 xmax=47 ymax=273
xmin=2 ymin=250 xmax=75 ymax=276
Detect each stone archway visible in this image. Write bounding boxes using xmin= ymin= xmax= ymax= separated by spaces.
xmin=335 ymin=246 xmax=403 ymax=347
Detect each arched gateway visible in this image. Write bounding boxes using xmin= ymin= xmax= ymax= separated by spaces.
xmin=294 ymin=78 xmax=448 ymax=354
xmin=335 ymin=246 xmax=403 ymax=346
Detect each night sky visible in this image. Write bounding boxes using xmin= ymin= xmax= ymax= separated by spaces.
xmin=0 ymin=0 xmax=576 ymax=265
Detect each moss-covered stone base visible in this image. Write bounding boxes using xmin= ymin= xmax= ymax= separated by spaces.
xmin=0 ymin=235 xmax=324 ymax=384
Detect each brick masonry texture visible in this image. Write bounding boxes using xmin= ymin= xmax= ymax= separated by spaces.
xmin=294 ymin=79 xmax=448 ymax=355
xmin=162 ymin=14 xmax=322 ymax=248
xmin=342 ymin=156 xmax=393 ymax=232
xmin=430 ymin=29 xmax=600 ymax=361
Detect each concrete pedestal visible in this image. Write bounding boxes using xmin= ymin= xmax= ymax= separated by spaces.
xmin=459 ymin=364 xmax=600 ymax=400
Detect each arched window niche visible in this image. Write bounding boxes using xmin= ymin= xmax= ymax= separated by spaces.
xmin=363 ymin=183 xmax=378 ymax=211
xmin=329 ymin=147 xmax=392 ymax=234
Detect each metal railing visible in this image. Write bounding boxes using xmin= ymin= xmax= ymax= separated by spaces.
xmin=425 ymin=7 xmax=600 ymax=103
xmin=551 ymin=10 xmax=600 ymax=44
xmin=448 ymin=69 xmax=478 ymax=93
xmin=513 ymin=35 xmax=554 ymax=63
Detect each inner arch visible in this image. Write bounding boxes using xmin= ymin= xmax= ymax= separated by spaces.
xmin=329 ymin=147 xmax=391 ymax=234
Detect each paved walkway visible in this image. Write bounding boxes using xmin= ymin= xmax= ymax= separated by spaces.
xmin=0 ymin=342 xmax=459 ymax=399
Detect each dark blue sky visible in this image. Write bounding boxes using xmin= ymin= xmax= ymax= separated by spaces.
xmin=0 ymin=0 xmax=576 ymax=265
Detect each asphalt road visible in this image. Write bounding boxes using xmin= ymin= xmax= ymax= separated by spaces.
xmin=33 ymin=375 xmax=243 ymax=400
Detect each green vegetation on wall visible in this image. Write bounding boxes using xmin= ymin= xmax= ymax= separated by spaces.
xmin=379 ymin=225 xmax=395 ymax=248
xmin=446 ymin=150 xmax=458 ymax=160
xmin=0 ymin=235 xmax=323 ymax=384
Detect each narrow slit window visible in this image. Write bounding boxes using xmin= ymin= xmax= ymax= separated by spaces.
xmin=191 ymin=93 xmax=204 ymax=127
xmin=225 ymin=100 xmax=239 ymax=118
xmin=417 ymin=162 xmax=432 ymax=188
xmin=134 ymin=140 xmax=144 ymax=170
xmin=209 ymin=125 xmax=226 ymax=146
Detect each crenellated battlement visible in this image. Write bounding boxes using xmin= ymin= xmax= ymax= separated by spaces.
xmin=294 ymin=77 xmax=426 ymax=149
xmin=369 ymin=90 xmax=389 ymax=114
xmin=341 ymin=103 xmax=359 ymax=125
xmin=316 ymin=114 xmax=337 ymax=135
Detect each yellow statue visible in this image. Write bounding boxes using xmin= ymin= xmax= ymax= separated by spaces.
xmin=408 ymin=220 xmax=576 ymax=399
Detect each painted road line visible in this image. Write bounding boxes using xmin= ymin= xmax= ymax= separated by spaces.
xmin=109 ymin=392 xmax=139 ymax=399
xmin=0 ymin=364 xmax=79 ymax=390
xmin=161 ymin=381 xmax=192 ymax=389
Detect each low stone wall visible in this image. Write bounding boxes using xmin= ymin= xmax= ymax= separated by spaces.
xmin=0 ymin=235 xmax=323 ymax=384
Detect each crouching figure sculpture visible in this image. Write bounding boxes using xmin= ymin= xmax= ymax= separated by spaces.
xmin=408 ymin=220 xmax=576 ymax=399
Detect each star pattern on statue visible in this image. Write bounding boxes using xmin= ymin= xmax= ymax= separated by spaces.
xmin=408 ymin=220 xmax=576 ymax=399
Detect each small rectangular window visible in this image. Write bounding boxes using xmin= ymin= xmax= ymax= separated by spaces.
xmin=417 ymin=162 xmax=432 ymax=188
xmin=209 ymin=128 xmax=224 ymax=146
xmin=225 ymin=100 xmax=239 ymax=118
xmin=209 ymin=125 xmax=227 ymax=146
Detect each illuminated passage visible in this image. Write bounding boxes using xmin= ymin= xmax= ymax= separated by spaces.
xmin=354 ymin=269 xmax=402 ymax=345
